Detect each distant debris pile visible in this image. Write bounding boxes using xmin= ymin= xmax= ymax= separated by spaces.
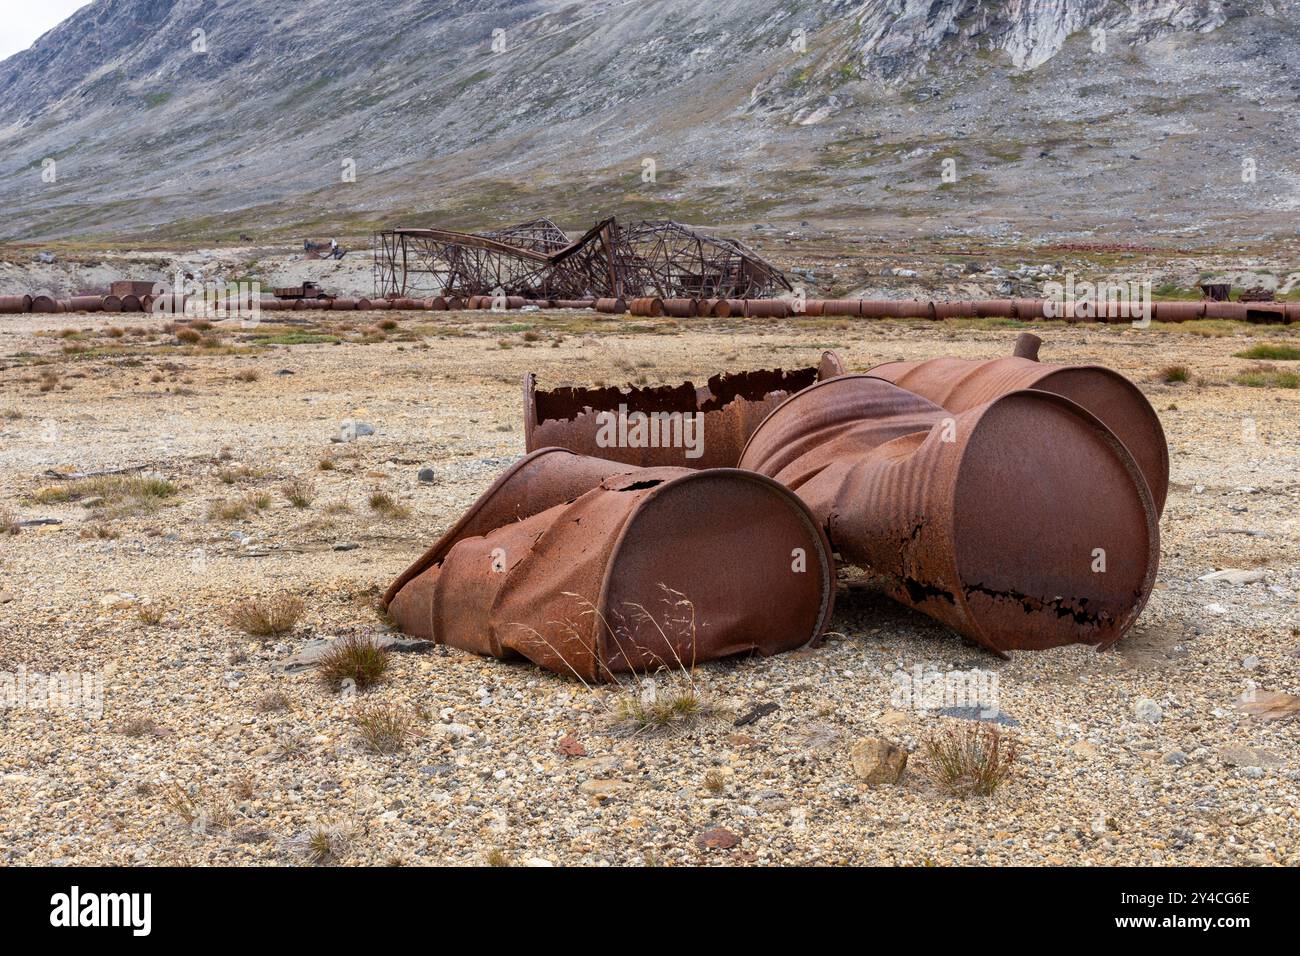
xmin=372 ymin=216 xmax=793 ymax=301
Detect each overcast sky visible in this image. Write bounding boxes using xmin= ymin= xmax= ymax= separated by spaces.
xmin=0 ymin=0 xmax=94 ymax=62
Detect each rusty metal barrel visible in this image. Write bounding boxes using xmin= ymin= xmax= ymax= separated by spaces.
xmin=595 ymin=297 xmax=627 ymax=314
xmin=973 ymin=299 xmax=1015 ymax=318
xmin=445 ymin=296 xmax=466 ymax=310
xmin=932 ymin=300 xmax=975 ymax=319
xmin=31 ymin=295 xmax=59 ymax=312
xmin=119 ymin=294 xmax=142 ymax=312
xmin=821 ymin=299 xmax=862 ymax=317
xmin=662 ymin=298 xmax=698 ymax=318
xmin=866 ymin=336 xmax=1169 ymax=514
xmin=330 ymin=298 xmax=358 ymax=310
xmin=524 ymin=361 xmax=839 ymax=470
xmin=739 ymin=374 xmax=1159 ymax=655
xmin=1152 ymin=301 xmax=1204 ymax=322
xmin=701 ymin=298 xmax=732 ymax=318
xmin=0 ymin=295 xmax=32 ymax=313
xmin=384 ymin=456 xmax=835 ymax=681
xmin=1205 ymin=301 xmax=1246 ymax=320
xmin=745 ymin=299 xmax=791 ymax=318
xmin=63 ymin=296 xmax=103 ymax=312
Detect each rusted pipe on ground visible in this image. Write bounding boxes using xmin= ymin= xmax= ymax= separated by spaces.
xmin=739 ymin=374 xmax=1159 ymax=655
xmin=745 ymin=299 xmax=791 ymax=318
xmin=595 ymin=297 xmax=627 ymax=314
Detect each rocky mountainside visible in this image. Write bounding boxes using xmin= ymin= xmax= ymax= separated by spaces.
xmin=1 ymin=0 xmax=1297 ymax=243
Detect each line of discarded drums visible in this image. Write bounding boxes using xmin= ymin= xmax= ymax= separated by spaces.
xmin=3 ymin=292 xmax=1295 ymax=322
xmin=383 ymin=332 xmax=1173 ymax=680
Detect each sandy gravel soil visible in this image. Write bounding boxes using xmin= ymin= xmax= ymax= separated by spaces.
xmin=0 ymin=305 xmax=1297 ymax=866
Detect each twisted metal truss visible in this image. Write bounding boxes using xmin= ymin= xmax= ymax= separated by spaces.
xmin=373 ymin=216 xmax=790 ymax=300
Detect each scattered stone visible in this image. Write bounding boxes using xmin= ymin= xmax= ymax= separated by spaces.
xmin=1199 ymin=569 xmax=1267 ymax=585
xmin=734 ymin=702 xmax=779 ymax=726
xmin=557 ymin=734 xmax=587 ymax=758
xmin=1235 ymin=690 xmax=1300 ymax=721
xmin=935 ymin=705 xmax=1020 ymax=727
xmin=1203 ymin=603 xmax=1230 ymax=615
xmin=1162 ymin=751 xmax=1188 ymax=766
xmin=1217 ymin=745 xmax=1284 ymax=768
xmin=275 ymin=634 xmax=434 ymax=672
xmin=417 ymin=467 xmax=436 ymax=484
xmin=578 ymin=779 xmax=631 ymax=798
xmin=1242 ymin=655 xmax=1259 ymax=670
xmin=849 ymin=737 xmax=908 ymax=786
xmin=694 ymin=827 xmax=740 ymax=850
xmin=332 ymin=541 xmax=360 ymax=551
xmin=1134 ymin=698 xmax=1163 ymax=723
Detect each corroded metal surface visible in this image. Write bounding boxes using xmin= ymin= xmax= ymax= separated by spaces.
xmin=524 ymin=364 xmax=830 ymax=469
xmin=866 ymin=335 xmax=1170 ymax=514
xmin=739 ymin=374 xmax=1159 ymax=655
xmin=386 ymin=460 xmax=835 ymax=681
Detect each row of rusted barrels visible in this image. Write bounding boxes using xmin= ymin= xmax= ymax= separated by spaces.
xmin=0 ymin=293 xmax=192 ymax=314
xmin=807 ymin=298 xmax=1297 ymax=323
xmin=5 ymin=292 xmax=1294 ymax=323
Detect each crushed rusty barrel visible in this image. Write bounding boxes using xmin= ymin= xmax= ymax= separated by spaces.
xmin=423 ymin=296 xmax=448 ymax=310
xmin=385 ymin=457 xmax=835 ymax=681
xmin=294 ymin=298 xmax=329 ymax=310
xmin=865 ymin=335 xmax=1169 ymax=514
xmin=739 ymin=374 xmax=1159 ymax=655
xmin=0 ymin=295 xmax=33 ymax=313
xmin=595 ymin=297 xmax=627 ymax=314
xmin=524 ymin=362 xmax=835 ymax=469
xmin=384 ymin=447 xmax=633 ymax=623
xmin=822 ymin=299 xmax=862 ymax=317
xmin=445 ymin=296 xmax=466 ymax=310
xmin=745 ymin=299 xmax=791 ymax=318
xmin=31 ymin=295 xmax=59 ymax=312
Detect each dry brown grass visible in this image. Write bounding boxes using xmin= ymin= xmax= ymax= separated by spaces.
xmin=351 ymin=702 xmax=420 ymax=754
xmin=920 ymin=721 xmax=1020 ymax=798
xmin=367 ymin=488 xmax=410 ymax=519
xmin=137 ymin=602 xmax=166 ymax=625
xmin=281 ymin=476 xmax=316 ymax=508
xmin=315 ymin=634 xmax=390 ymax=691
xmin=227 ymin=594 xmax=305 ymax=637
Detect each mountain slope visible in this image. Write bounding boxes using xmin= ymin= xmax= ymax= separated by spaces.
xmin=1 ymin=0 xmax=1297 ymax=243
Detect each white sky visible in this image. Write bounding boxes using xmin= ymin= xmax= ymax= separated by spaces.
xmin=0 ymin=0 xmax=94 ymax=62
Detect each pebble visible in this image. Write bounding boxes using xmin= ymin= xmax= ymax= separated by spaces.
xmin=1134 ymin=699 xmax=1162 ymax=723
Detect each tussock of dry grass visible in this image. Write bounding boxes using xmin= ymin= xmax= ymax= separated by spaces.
xmin=35 ymin=475 xmax=178 ymax=517
xmin=351 ymin=702 xmax=419 ymax=754
xmin=921 ymin=722 xmax=1019 ymax=798
xmin=315 ymin=634 xmax=389 ymax=691
xmin=367 ymin=488 xmax=410 ymax=519
xmin=227 ymin=594 xmax=305 ymax=637
xmin=1158 ymin=364 xmax=1190 ymax=383
xmin=1233 ymin=364 xmax=1300 ymax=389
xmin=281 ymin=476 xmax=316 ymax=508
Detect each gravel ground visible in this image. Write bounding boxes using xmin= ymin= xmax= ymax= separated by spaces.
xmin=0 ymin=305 xmax=1297 ymax=866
